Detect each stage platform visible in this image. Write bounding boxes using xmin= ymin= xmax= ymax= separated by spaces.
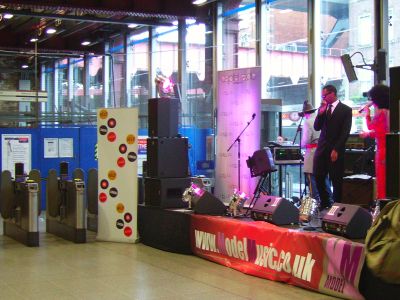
xmin=138 ymin=204 xmax=400 ymax=300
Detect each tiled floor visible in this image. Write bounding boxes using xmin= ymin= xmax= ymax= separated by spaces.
xmin=0 ymin=220 xmax=339 ymax=300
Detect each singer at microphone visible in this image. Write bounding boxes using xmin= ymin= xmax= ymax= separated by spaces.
xmin=358 ymin=101 xmax=373 ymax=113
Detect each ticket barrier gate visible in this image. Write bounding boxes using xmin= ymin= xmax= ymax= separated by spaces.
xmin=0 ymin=167 xmax=41 ymax=247
xmin=46 ymin=165 xmax=87 ymax=243
xmin=86 ymin=168 xmax=98 ymax=232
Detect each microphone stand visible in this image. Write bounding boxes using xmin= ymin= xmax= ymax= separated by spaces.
xmin=292 ymin=116 xmax=304 ymax=198
xmin=227 ymin=114 xmax=256 ymax=191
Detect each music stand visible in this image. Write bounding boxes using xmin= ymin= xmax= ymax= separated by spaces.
xmin=245 ymin=148 xmax=276 ymax=216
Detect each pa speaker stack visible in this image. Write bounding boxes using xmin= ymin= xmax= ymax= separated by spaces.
xmin=144 ymin=98 xmax=190 ymax=208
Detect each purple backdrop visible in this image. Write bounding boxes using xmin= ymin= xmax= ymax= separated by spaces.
xmin=215 ymin=67 xmax=261 ymax=202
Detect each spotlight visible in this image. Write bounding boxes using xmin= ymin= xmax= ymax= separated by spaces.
xmin=30 ymin=37 xmax=39 ymax=42
xmin=128 ymin=23 xmax=138 ymax=28
xmin=81 ymin=40 xmax=90 ymax=46
xmin=182 ymin=183 xmax=202 ymax=209
xmin=228 ymin=189 xmax=248 ymax=217
xmin=46 ymin=27 xmax=57 ymax=34
xmin=3 ymin=13 xmax=13 ymax=19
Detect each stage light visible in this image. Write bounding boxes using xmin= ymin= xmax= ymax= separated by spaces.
xmin=128 ymin=23 xmax=138 ymax=29
xmin=46 ymin=27 xmax=57 ymax=34
xmin=154 ymin=73 xmax=175 ymax=98
xmin=3 ymin=13 xmax=13 ymax=19
xmin=228 ymin=189 xmax=248 ymax=217
xmin=182 ymin=183 xmax=202 ymax=209
xmin=81 ymin=40 xmax=91 ymax=46
xmin=21 ymin=64 xmax=29 ymax=69
xmin=299 ymin=195 xmax=319 ymax=224
xmin=30 ymin=37 xmax=39 ymax=42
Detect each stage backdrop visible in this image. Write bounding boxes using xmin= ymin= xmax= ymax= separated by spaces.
xmin=97 ymin=108 xmax=139 ymax=243
xmin=215 ymin=67 xmax=261 ymax=202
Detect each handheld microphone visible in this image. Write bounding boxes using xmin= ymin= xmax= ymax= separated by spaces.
xmin=252 ymin=113 xmax=256 ymax=119
xmin=358 ymin=101 xmax=372 ymax=113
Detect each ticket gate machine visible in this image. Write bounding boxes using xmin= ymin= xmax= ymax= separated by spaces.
xmin=46 ymin=163 xmax=87 ymax=243
xmin=0 ymin=164 xmax=41 ymax=247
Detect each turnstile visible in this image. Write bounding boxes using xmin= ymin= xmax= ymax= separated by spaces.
xmin=46 ymin=164 xmax=87 ymax=243
xmin=0 ymin=166 xmax=41 ymax=247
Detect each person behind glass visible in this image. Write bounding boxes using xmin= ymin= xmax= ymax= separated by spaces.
xmin=359 ymin=84 xmax=390 ymax=199
xmin=300 ymin=101 xmax=332 ymax=203
xmin=313 ymin=85 xmax=352 ymax=210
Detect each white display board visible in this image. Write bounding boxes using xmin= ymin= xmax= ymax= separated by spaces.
xmin=97 ymin=108 xmax=139 ymax=243
xmin=1 ymin=134 xmax=31 ymax=175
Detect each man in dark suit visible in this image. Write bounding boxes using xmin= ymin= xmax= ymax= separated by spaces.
xmin=313 ymin=85 xmax=352 ymax=210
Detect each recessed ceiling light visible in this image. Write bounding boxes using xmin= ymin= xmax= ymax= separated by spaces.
xmin=81 ymin=40 xmax=91 ymax=46
xmin=46 ymin=27 xmax=57 ymax=34
xmin=21 ymin=64 xmax=29 ymax=69
xmin=172 ymin=20 xmax=178 ymax=26
xmin=30 ymin=37 xmax=39 ymax=42
xmin=128 ymin=23 xmax=138 ymax=28
xmin=3 ymin=13 xmax=13 ymax=19
xmin=193 ymin=0 xmax=207 ymax=5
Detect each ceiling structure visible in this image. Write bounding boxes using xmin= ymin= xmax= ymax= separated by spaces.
xmin=0 ymin=0 xmax=208 ymax=64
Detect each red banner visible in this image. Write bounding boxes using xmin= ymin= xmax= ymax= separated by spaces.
xmin=190 ymin=215 xmax=365 ymax=299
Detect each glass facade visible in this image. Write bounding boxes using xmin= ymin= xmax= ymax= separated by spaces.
xmin=30 ymin=2 xmax=395 ymax=184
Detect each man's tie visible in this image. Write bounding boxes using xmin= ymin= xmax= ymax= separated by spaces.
xmin=327 ymin=104 xmax=333 ymax=119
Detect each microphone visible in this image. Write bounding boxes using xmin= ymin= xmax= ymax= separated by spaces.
xmin=359 ymin=101 xmax=372 ymax=113
xmin=252 ymin=113 xmax=256 ymax=119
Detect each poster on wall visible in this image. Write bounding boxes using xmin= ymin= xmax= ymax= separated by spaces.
xmin=1 ymin=134 xmax=31 ymax=176
xmin=97 ymin=108 xmax=139 ymax=243
xmin=44 ymin=138 xmax=59 ymax=158
xmin=214 ymin=67 xmax=261 ymax=202
xmin=59 ymin=138 xmax=74 ymax=158
xmin=137 ymin=136 xmax=147 ymax=176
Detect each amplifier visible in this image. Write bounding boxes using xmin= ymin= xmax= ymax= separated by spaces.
xmin=345 ymin=134 xmax=374 ymax=150
xmin=273 ymin=146 xmax=302 ymax=165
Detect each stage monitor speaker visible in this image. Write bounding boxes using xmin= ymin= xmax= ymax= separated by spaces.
xmin=322 ymin=203 xmax=372 ymax=239
xmin=251 ymin=195 xmax=299 ymax=225
xmin=341 ymin=54 xmax=358 ymax=82
xmin=144 ymin=177 xmax=191 ymax=208
xmin=192 ymin=190 xmax=226 ymax=215
xmin=147 ymin=137 xmax=189 ymax=178
xmin=342 ymin=175 xmax=375 ymax=208
xmin=148 ymin=98 xmax=179 ymax=137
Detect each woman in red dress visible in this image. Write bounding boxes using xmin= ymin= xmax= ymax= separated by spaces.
xmin=360 ymin=84 xmax=390 ymax=199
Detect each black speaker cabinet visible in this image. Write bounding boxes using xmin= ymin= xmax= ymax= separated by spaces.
xmin=343 ymin=150 xmax=375 ymax=177
xmin=251 ymin=195 xmax=299 ymax=225
xmin=322 ymin=203 xmax=372 ymax=239
xmin=147 ymin=137 xmax=189 ymax=178
xmin=192 ymin=190 xmax=226 ymax=215
xmin=148 ymin=97 xmax=179 ymax=137
xmin=144 ymin=177 xmax=191 ymax=208
xmin=342 ymin=175 xmax=375 ymax=208
xmin=247 ymin=148 xmax=276 ymax=177
xmin=389 ymin=67 xmax=400 ymax=132
xmin=386 ymin=133 xmax=400 ymax=198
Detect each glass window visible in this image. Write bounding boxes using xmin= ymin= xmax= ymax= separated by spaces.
xmin=71 ymin=58 xmax=84 ymax=121
xmin=108 ymin=35 xmax=126 ymax=107
xmin=221 ymin=0 xmax=256 ymax=69
xmin=127 ymin=29 xmax=149 ymax=128
xmin=185 ymin=21 xmax=213 ymax=128
xmin=88 ymin=55 xmax=104 ymax=111
xmin=262 ymin=1 xmax=309 ymax=198
xmin=388 ymin=1 xmax=399 ymax=68
xmin=55 ymin=58 xmax=69 ymax=114
xmin=153 ymin=25 xmax=179 ymax=79
xmin=320 ymin=0 xmax=375 ymax=133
